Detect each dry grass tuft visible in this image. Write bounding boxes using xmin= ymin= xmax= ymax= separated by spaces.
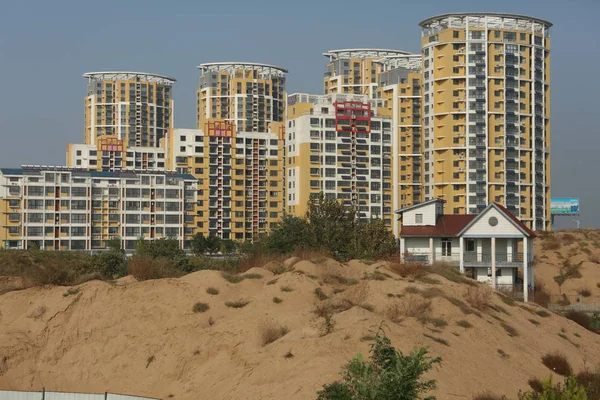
xmin=528 ymin=377 xmax=544 ymax=393
xmin=259 ymin=319 xmax=289 ymax=346
xmin=192 ymin=302 xmax=209 ymax=313
xmin=472 ymin=392 xmax=509 ymax=400
xmin=225 ymin=299 xmax=250 ymax=308
xmin=528 ymin=318 xmax=541 ymax=326
xmin=422 ymin=333 xmax=449 ymax=346
xmin=385 ymin=295 xmax=432 ymax=321
xmin=497 ymin=349 xmax=510 ymax=359
xmin=314 ymin=287 xmax=329 ymax=301
xmin=272 ymin=297 xmax=282 ymax=304
xmin=129 ymin=257 xmax=182 ymax=281
xmin=541 ymin=352 xmax=572 ymax=376
xmin=465 ymin=286 xmax=492 ymax=310
xmin=388 ymin=261 xmax=426 ymax=278
xmin=323 ymin=274 xmax=359 ymax=286
xmin=578 ymin=287 xmax=592 ymax=297
xmin=426 ymin=262 xmax=476 ymax=286
xmin=456 ymin=319 xmax=473 ymax=328
xmin=280 ymin=285 xmax=294 ymax=292
xmin=535 ymin=309 xmax=551 ymax=318
xmin=500 ymin=322 xmax=519 ymax=337
xmin=206 ymin=287 xmax=219 ymax=295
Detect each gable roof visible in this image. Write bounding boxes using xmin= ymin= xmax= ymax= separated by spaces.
xmin=400 ymin=214 xmax=477 ymax=237
xmin=457 ymin=203 xmax=537 ymax=238
xmin=395 ymin=198 xmax=444 ymax=215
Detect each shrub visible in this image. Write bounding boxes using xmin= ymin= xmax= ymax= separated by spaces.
xmin=389 ymin=261 xmax=425 ymax=278
xmin=266 ymin=279 xmax=278 ymax=285
xmin=465 ymin=286 xmax=492 ymax=310
xmin=578 ymin=287 xmax=592 ymax=297
xmin=520 ymin=377 xmax=587 ymax=400
xmin=273 ymin=297 xmax=282 ymax=304
xmin=422 ymin=333 xmax=449 ymax=347
xmin=63 ymin=287 xmax=80 ymax=297
xmin=543 ymin=238 xmax=561 ymax=251
xmin=456 ymin=320 xmax=473 ymax=328
xmin=128 ymin=257 xmax=181 ymax=281
xmin=532 ymin=283 xmax=551 ymax=308
xmin=497 ymin=349 xmax=509 ymax=359
xmin=473 ymin=393 xmax=508 ymax=400
xmin=536 ymin=310 xmax=551 ymax=318
xmin=404 ymin=286 xmax=421 ymax=294
xmin=323 ymin=274 xmax=358 ymax=286
xmin=575 ymin=370 xmax=600 ymax=399
xmin=528 ymin=377 xmax=544 ymax=393
xmin=280 ymin=285 xmax=294 ymax=292
xmin=319 ymin=314 xmax=336 ymax=336
xmin=528 ymin=319 xmax=541 ymax=326
xmin=362 ymin=271 xmax=389 ymax=281
xmin=259 ymin=320 xmax=289 ymax=346
xmin=316 ymin=327 xmax=441 ymax=400
xmin=561 ymin=233 xmax=576 ymax=245
xmin=541 ymin=352 xmax=572 ymax=376
xmin=427 ymin=262 xmax=476 ymax=286
xmin=243 ymin=273 xmax=263 ymax=280
xmin=314 ymin=288 xmax=329 ymax=301
xmin=565 ymin=310 xmax=593 ymax=332
xmin=192 ymin=302 xmax=209 ymax=313
xmin=500 ymin=322 xmax=519 ymax=337
xmin=445 ymin=296 xmax=479 ymax=316
xmin=386 ymin=295 xmax=432 ymax=320
xmin=221 ymin=272 xmax=245 ymax=283
xmin=206 ymin=287 xmax=219 ymax=295
xmin=421 ymin=287 xmax=444 ymax=299
xmin=225 ymin=300 xmax=250 ymax=308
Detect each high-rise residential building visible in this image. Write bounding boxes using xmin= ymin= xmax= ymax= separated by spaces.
xmin=419 ymin=13 xmax=551 ymax=230
xmin=161 ymin=62 xmax=287 ymax=242
xmin=376 ymin=54 xmax=424 ymax=236
xmin=323 ymin=49 xmax=412 ymax=98
xmin=286 ymin=93 xmax=394 ymax=226
xmin=83 ymin=72 xmax=175 ymax=148
xmin=0 ymin=166 xmax=197 ymax=251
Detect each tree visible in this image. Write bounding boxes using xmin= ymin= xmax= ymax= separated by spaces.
xmin=317 ymin=327 xmax=441 ymax=400
xmin=221 ymin=240 xmax=237 ymax=254
xmin=99 ymin=237 xmax=127 ymax=278
xmin=191 ymin=233 xmax=208 ymax=256
xmin=354 ymin=219 xmax=397 ymax=260
xmin=134 ymin=238 xmax=190 ymax=272
xmin=306 ymin=192 xmax=356 ymax=260
xmin=264 ymin=215 xmax=311 ymax=254
xmin=206 ymin=235 xmax=222 ymax=254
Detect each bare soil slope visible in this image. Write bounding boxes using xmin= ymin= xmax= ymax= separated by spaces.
xmin=1 ymin=259 xmax=599 ymax=400
xmin=535 ymin=229 xmax=600 ymax=303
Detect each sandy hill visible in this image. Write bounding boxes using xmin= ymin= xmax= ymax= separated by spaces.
xmin=1 ymin=258 xmax=599 ymax=400
xmin=534 ymin=229 xmax=600 ymax=303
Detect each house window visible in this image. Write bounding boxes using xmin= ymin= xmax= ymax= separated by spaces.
xmin=466 ymin=239 xmax=476 ymax=252
xmin=415 ymin=213 xmax=423 ymax=224
xmin=441 ymin=238 xmax=452 ymax=256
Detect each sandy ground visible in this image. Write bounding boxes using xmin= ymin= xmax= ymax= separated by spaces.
xmin=535 ymin=229 xmax=600 ymax=304
xmin=1 ymin=257 xmax=599 ymax=400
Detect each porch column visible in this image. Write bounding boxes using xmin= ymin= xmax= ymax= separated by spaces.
xmin=400 ymin=237 xmax=405 ymax=262
xmin=459 ymin=237 xmax=464 ymax=273
xmin=523 ymin=237 xmax=529 ymax=302
xmin=506 ymin=239 xmax=513 ymax=262
xmin=491 ymin=237 xmax=496 ymax=289
xmin=429 ymin=237 xmax=434 ymax=265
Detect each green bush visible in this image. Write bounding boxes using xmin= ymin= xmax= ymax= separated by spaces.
xmin=518 ymin=377 xmax=587 ymax=399
xmin=316 ymin=327 xmax=441 ymax=400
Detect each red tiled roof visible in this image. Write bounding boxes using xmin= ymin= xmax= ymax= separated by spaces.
xmin=400 ymin=214 xmax=476 ymax=237
xmin=492 ymin=202 xmax=537 ymax=237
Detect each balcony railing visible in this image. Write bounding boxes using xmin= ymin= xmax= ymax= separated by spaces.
xmin=403 ymin=252 xmax=529 ymax=267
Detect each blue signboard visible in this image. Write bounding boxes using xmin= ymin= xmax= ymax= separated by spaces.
xmin=550 ymin=198 xmax=580 ymax=215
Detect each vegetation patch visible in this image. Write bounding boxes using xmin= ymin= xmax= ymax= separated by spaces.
xmin=259 ymin=320 xmax=289 ymax=346
xmin=266 ymin=279 xmax=278 ymax=285
xmin=206 ymin=287 xmax=219 ymax=295
xmin=362 ymin=271 xmax=388 ymax=281
xmin=535 ymin=310 xmax=551 ymax=318
xmin=314 ymin=287 xmax=329 ymax=301
xmin=272 ymin=297 xmax=282 ymax=304
xmin=500 ymin=322 xmax=519 ymax=337
xmin=528 ymin=318 xmax=541 ymax=326
xmin=423 ymin=333 xmax=450 ymax=347
xmin=324 ymin=274 xmax=358 ymax=286
xmin=388 ymin=261 xmax=426 ymax=278
xmin=225 ymin=300 xmax=250 ymax=308
xmin=541 ymin=352 xmax=572 ymax=376
xmin=456 ymin=320 xmax=473 ymax=328
xmin=192 ymin=302 xmax=209 ymax=313
xmin=426 ymin=262 xmax=477 ymax=286
xmin=465 ymin=286 xmax=492 ymax=310
xmin=280 ymin=285 xmax=294 ymax=292
xmin=416 ymin=275 xmax=441 ymax=285
xmin=63 ymin=287 xmax=80 ymax=297
xmin=497 ymin=349 xmax=509 ymax=359
xmin=404 ymin=286 xmax=421 ymax=294
xmin=421 ymin=287 xmax=444 ymax=299
xmin=445 ymin=296 xmax=480 ymax=316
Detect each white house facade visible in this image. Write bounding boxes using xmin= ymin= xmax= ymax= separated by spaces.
xmin=396 ymin=199 xmax=536 ymax=301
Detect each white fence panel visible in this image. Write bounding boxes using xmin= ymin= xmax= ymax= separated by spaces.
xmin=45 ymin=393 xmax=104 ymax=400
xmin=0 ymin=391 xmax=43 ymax=400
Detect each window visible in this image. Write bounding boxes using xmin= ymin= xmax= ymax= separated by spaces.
xmin=440 ymin=238 xmax=451 ymax=256
xmin=453 ymin=31 xmax=459 ymax=38
xmin=415 ymin=213 xmax=423 ymax=224
xmin=466 ymin=239 xmax=476 ymax=252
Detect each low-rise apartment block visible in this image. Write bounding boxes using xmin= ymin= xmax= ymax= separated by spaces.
xmin=0 ymin=166 xmax=197 ymax=251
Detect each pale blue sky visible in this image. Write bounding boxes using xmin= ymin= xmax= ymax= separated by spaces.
xmin=0 ymin=0 xmax=598 ymax=228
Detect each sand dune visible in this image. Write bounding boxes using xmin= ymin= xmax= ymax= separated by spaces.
xmin=1 ymin=258 xmax=599 ymax=399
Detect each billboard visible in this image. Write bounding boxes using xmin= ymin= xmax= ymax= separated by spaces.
xmin=550 ymin=198 xmax=580 ymax=215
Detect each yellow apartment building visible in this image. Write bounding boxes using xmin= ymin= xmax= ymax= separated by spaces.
xmin=419 ymin=13 xmax=551 ymax=230
xmin=0 ymin=166 xmax=196 ymax=251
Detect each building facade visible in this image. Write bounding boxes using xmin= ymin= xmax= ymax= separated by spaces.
xmin=419 ymin=13 xmax=551 ymax=230
xmin=286 ymin=93 xmax=394 ymax=226
xmin=83 ymin=72 xmax=175 ymax=148
xmin=0 ymin=167 xmax=196 ymax=251
xmin=323 ymin=49 xmax=412 ymax=99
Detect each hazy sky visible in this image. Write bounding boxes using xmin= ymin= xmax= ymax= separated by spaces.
xmin=0 ymin=0 xmax=598 ymax=228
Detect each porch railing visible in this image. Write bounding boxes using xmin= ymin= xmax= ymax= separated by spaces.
xmin=403 ymin=252 xmax=528 ymax=266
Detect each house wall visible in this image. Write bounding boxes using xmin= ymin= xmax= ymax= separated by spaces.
xmin=474 ymin=267 xmax=516 ymax=285
xmin=402 ymin=202 xmax=437 ymax=226
xmin=462 ymin=207 xmax=524 ymax=237
xmin=404 ymin=237 xmax=429 ymax=254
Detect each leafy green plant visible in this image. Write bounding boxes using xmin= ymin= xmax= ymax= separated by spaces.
xmin=316 ymin=327 xmax=441 ymax=400
xmin=519 ymin=377 xmax=587 ymax=400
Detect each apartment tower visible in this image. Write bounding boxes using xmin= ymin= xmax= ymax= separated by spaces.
xmin=286 ymin=93 xmax=394 ymax=228
xmin=420 ymin=13 xmax=551 ymax=230
xmin=166 ymin=63 xmax=287 ymax=241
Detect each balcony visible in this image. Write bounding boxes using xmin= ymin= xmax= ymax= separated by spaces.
xmin=403 ymin=252 xmax=528 ymax=268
